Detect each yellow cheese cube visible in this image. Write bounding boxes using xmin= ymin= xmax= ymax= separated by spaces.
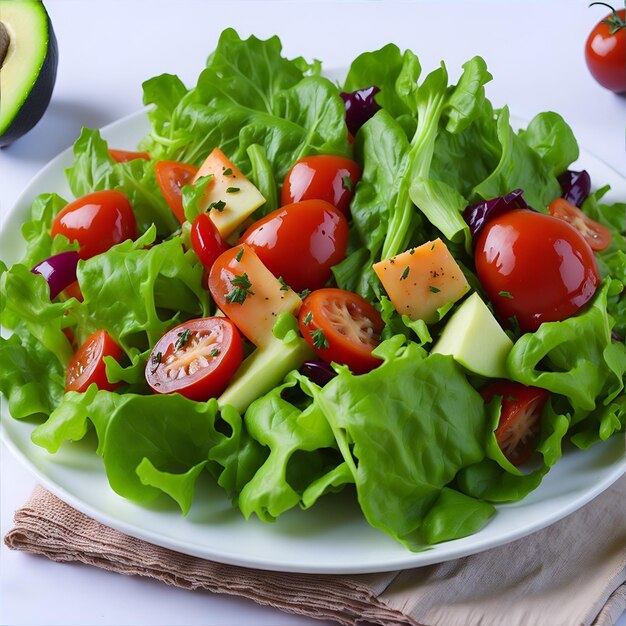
xmin=373 ymin=238 xmax=469 ymax=323
xmin=193 ymin=148 xmax=265 ymax=238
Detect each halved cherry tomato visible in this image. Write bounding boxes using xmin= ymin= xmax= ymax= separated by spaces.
xmin=155 ymin=160 xmax=199 ymax=223
xmin=298 ymin=288 xmax=383 ymax=374
xmin=66 ymin=329 xmax=123 ymax=393
xmin=145 ymin=317 xmax=243 ymax=401
xmin=51 ymin=190 xmax=137 ymax=260
xmin=240 ymin=199 xmax=349 ymax=293
xmin=475 ymin=209 xmax=600 ymax=333
xmin=548 ymin=198 xmax=612 ymax=252
xmin=281 ymin=155 xmax=361 ymax=216
xmin=108 ymin=149 xmax=150 ymax=163
xmin=480 ymin=381 xmax=550 ymax=466
xmin=585 ymin=4 xmax=626 ymax=93
xmin=190 ymin=213 xmax=230 ymax=271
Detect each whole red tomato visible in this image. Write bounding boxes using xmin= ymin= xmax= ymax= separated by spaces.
xmin=51 ymin=190 xmax=137 ymax=260
xmin=240 ymin=199 xmax=349 ymax=293
xmin=585 ymin=3 xmax=626 ymax=93
xmin=281 ymin=155 xmax=361 ymax=216
xmin=474 ymin=209 xmax=600 ymax=333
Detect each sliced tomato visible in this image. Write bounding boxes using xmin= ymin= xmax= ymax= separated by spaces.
xmin=145 ymin=317 xmax=243 ymax=401
xmin=109 ymin=148 xmax=150 ymax=163
xmin=480 ymin=381 xmax=550 ymax=466
xmin=66 ymin=329 xmax=123 ymax=393
xmin=154 ymin=160 xmax=199 ymax=223
xmin=51 ymin=190 xmax=137 ymax=260
xmin=548 ymin=198 xmax=612 ymax=252
xmin=190 ymin=213 xmax=230 ymax=272
xmin=298 ymin=288 xmax=383 ymax=374
xmin=281 ymin=155 xmax=361 ymax=216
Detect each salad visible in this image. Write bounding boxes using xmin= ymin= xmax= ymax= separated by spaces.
xmin=1 ymin=29 xmax=625 ymax=552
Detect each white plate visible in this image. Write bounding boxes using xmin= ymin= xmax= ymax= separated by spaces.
xmin=1 ymin=109 xmax=625 ymax=574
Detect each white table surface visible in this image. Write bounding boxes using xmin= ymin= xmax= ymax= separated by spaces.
xmin=1 ymin=1 xmax=625 ymax=624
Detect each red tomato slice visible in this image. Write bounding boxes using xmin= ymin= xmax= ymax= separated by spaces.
xmin=548 ymin=198 xmax=612 ymax=252
xmin=240 ymin=199 xmax=349 ymax=293
xmin=51 ymin=190 xmax=137 ymax=260
xmin=66 ymin=329 xmax=123 ymax=393
xmin=298 ymin=288 xmax=383 ymax=374
xmin=190 ymin=213 xmax=230 ymax=271
xmin=281 ymin=155 xmax=361 ymax=216
xmin=480 ymin=381 xmax=550 ymax=466
xmin=145 ymin=317 xmax=243 ymax=401
xmin=474 ymin=209 xmax=600 ymax=332
xmin=154 ymin=160 xmax=199 ymax=223
xmin=108 ymin=149 xmax=150 ymax=163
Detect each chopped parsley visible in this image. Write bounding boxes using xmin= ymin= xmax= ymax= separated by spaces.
xmin=311 ymin=328 xmax=329 ymax=350
xmin=429 ymin=285 xmax=441 ymax=294
xmin=499 ymin=290 xmax=514 ymax=299
xmin=175 ymin=329 xmax=192 ymax=350
xmin=342 ymin=175 xmax=353 ymax=191
xmin=150 ymin=351 xmax=162 ymax=372
xmin=225 ymin=273 xmax=255 ymax=304
xmin=208 ymin=199 xmax=226 ymax=212
xmin=278 ymin=276 xmax=290 ymax=291
xmin=298 ymin=288 xmax=311 ymax=299
xmin=223 ymin=167 xmax=233 ymax=176
xmin=226 ymin=186 xmax=240 ymax=193
xmin=209 ymin=348 xmax=220 ymax=357
xmin=400 ymin=266 xmax=410 ymax=281
xmin=303 ymin=311 xmax=313 ymax=325
xmin=235 ymin=248 xmax=244 ymax=262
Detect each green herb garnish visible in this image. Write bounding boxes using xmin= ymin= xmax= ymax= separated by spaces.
xmin=311 ymin=328 xmax=329 ymax=349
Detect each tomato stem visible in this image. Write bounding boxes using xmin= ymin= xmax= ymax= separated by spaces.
xmin=589 ymin=2 xmax=626 ymax=34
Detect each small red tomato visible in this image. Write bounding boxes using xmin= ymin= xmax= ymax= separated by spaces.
xmin=108 ymin=149 xmax=151 ymax=163
xmin=145 ymin=317 xmax=243 ymax=401
xmin=190 ymin=213 xmax=230 ymax=271
xmin=475 ymin=209 xmax=600 ymax=333
xmin=480 ymin=381 xmax=550 ymax=466
xmin=548 ymin=198 xmax=612 ymax=252
xmin=585 ymin=3 xmax=626 ymax=93
xmin=51 ymin=190 xmax=137 ymax=260
xmin=66 ymin=329 xmax=123 ymax=393
xmin=281 ymin=155 xmax=361 ymax=216
xmin=154 ymin=160 xmax=199 ymax=223
xmin=240 ymin=199 xmax=349 ymax=293
xmin=298 ymin=288 xmax=384 ymax=374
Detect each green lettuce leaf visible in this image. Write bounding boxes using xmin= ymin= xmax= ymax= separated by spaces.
xmin=65 ymin=128 xmax=179 ymax=236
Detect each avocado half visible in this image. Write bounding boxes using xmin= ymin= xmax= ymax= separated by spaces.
xmin=0 ymin=0 xmax=58 ymax=147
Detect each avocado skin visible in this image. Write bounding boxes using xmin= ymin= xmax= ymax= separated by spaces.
xmin=0 ymin=11 xmax=58 ymax=148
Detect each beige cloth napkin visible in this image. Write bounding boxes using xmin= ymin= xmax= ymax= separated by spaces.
xmin=5 ymin=477 xmax=626 ymax=626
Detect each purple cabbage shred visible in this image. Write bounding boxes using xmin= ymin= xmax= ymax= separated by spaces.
xmin=464 ymin=189 xmax=529 ymax=240
xmin=557 ymin=170 xmax=591 ymax=207
xmin=340 ymin=86 xmax=381 ymax=136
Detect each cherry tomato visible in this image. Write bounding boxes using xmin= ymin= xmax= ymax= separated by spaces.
xmin=51 ymin=190 xmax=137 ymax=260
xmin=190 ymin=213 xmax=230 ymax=271
xmin=298 ymin=288 xmax=383 ymax=374
xmin=145 ymin=317 xmax=243 ymax=401
xmin=548 ymin=198 xmax=612 ymax=252
xmin=154 ymin=160 xmax=199 ymax=223
xmin=475 ymin=209 xmax=600 ymax=333
xmin=66 ymin=329 xmax=123 ymax=393
xmin=240 ymin=199 xmax=349 ymax=293
xmin=281 ymin=155 xmax=361 ymax=216
xmin=585 ymin=3 xmax=626 ymax=93
xmin=108 ymin=149 xmax=150 ymax=163
xmin=480 ymin=381 xmax=550 ymax=466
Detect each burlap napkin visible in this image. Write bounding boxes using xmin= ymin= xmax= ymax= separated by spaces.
xmin=5 ymin=476 xmax=626 ymax=626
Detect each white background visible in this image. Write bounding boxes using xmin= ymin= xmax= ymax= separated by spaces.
xmin=1 ymin=1 xmax=625 ymax=624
